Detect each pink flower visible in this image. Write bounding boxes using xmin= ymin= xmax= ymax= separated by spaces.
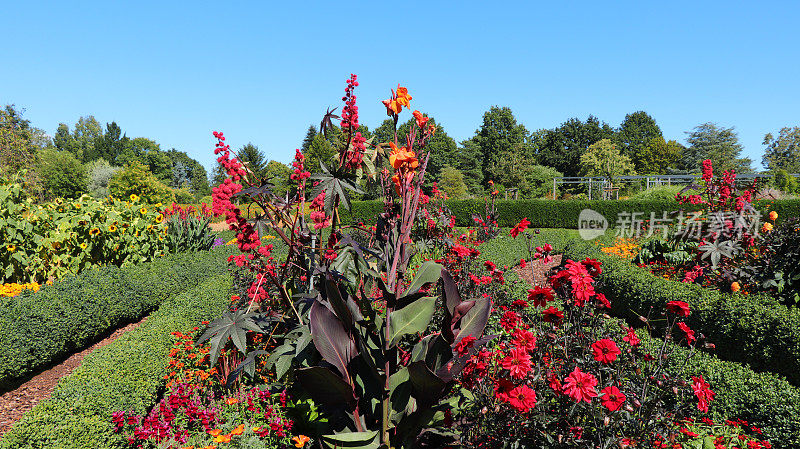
xmin=623 ymin=327 xmax=641 ymax=347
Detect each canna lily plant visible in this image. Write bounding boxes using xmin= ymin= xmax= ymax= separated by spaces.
xmin=203 ymin=76 xmax=493 ymax=448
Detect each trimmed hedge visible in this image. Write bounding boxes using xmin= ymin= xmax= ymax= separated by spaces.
xmin=497 ymin=266 xmax=800 ymax=448
xmin=339 ymin=198 xmax=800 ymax=229
xmin=0 ymin=274 xmax=233 ymax=449
xmin=0 ymin=247 xmax=235 ymax=386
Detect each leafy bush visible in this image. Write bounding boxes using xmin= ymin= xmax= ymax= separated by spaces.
xmin=629 ymin=185 xmax=684 ymax=201
xmin=0 ymin=274 xmax=233 ymax=449
xmin=108 ymin=161 xmax=175 ymax=204
xmin=747 ymin=216 xmax=800 ymax=305
xmin=162 ymin=202 xmax=216 ymax=253
xmin=37 ymin=148 xmax=88 ymax=200
xmin=86 ymin=158 xmax=121 ymax=198
xmin=0 ymin=247 xmax=233 ymax=385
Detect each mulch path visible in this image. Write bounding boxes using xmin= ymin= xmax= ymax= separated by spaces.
xmin=0 ymin=317 xmax=147 ymax=436
xmin=513 ymin=254 xmax=563 ymax=288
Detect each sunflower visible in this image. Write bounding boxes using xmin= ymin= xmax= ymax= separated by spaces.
xmin=6 ymin=244 xmax=15 ymax=252
xmin=147 ymin=224 xmax=153 ymax=231
xmin=155 ymin=214 xmax=164 ymax=224
xmin=89 ymin=227 xmax=101 ymax=237
xmin=129 ymin=194 xmax=140 ymax=202
xmin=140 ymin=207 xmax=147 ymax=215
xmin=108 ymin=224 xmax=118 ymax=233
xmin=80 ymin=242 xmax=88 ymax=250
xmin=74 ymin=203 xmax=82 ymax=209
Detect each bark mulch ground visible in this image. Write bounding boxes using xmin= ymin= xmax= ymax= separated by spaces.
xmin=513 ymin=254 xmax=563 ymax=288
xmin=0 ymin=317 xmax=147 ymax=436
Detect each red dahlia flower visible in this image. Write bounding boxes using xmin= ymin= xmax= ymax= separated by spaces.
xmin=527 ymin=286 xmax=554 ymax=307
xmin=501 ymin=347 xmax=532 ymax=379
xmin=666 ymin=300 xmax=691 ymax=317
xmin=591 ymin=338 xmax=621 ymax=364
xmin=509 ymin=218 xmax=531 ymax=238
xmin=600 ymin=385 xmax=626 ymax=411
xmin=506 ymin=385 xmax=537 ymax=413
xmin=563 ymin=367 xmax=598 ymax=403
xmin=511 ymin=328 xmax=537 ymax=352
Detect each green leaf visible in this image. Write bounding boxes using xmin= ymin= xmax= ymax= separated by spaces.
xmin=296 ymin=366 xmax=355 ymax=408
xmin=321 ymin=430 xmax=379 ymax=449
xmin=402 ymin=261 xmax=443 ymax=298
xmin=388 ymin=296 xmax=436 ymax=346
xmin=196 ymin=309 xmax=262 ymax=367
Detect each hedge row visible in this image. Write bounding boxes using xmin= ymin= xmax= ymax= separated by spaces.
xmin=339 ymin=198 xmax=800 ymax=229
xmin=0 ymin=274 xmax=233 ymax=449
xmin=497 ymin=266 xmax=800 ymax=448
xmin=0 ymin=246 xmax=235 ymax=386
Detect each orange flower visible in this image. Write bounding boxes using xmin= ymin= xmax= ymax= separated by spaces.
xmin=208 ymin=429 xmax=223 ymax=437
xmin=769 ymin=211 xmax=778 ymax=221
xmin=213 ymin=434 xmax=232 ymax=443
xmin=293 ymin=435 xmax=311 ymax=448
xmin=426 ymin=123 xmax=436 ymax=136
xmin=388 ymin=143 xmax=418 ymax=170
xmin=382 ymin=97 xmax=401 ymax=116
xmin=230 ymin=424 xmax=245 ymax=436
xmin=762 ymin=222 xmax=774 ymax=232
xmin=731 ymin=281 xmax=741 ymax=293
xmin=396 ymin=86 xmax=412 ymax=107
xmin=226 ymin=397 xmax=239 ymax=405
xmin=412 ymin=110 xmax=429 ymax=128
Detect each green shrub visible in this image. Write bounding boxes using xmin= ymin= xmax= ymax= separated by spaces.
xmin=0 ymin=247 xmax=234 ymax=386
xmin=628 ymin=185 xmax=685 ymax=201
xmin=0 ymin=274 xmax=233 ymax=449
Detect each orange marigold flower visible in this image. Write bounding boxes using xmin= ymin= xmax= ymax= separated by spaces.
xmin=213 ymin=434 xmax=232 ymax=443
xmin=769 ymin=211 xmax=778 ymax=221
xmin=208 ymin=429 xmax=223 ymax=436
xmin=762 ymin=222 xmax=774 ymax=232
xmin=730 ymin=281 xmax=741 ymax=293
xmin=230 ymin=424 xmax=245 ymax=436
xmin=226 ymin=397 xmax=239 ymax=405
xmin=293 ymin=435 xmax=311 ymax=448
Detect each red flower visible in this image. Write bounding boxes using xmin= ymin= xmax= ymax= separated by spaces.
xmin=678 ymin=322 xmax=696 ymax=345
xmin=563 ymin=367 xmax=598 ymax=403
xmin=509 ymin=218 xmax=531 ymax=238
xmin=527 ymin=286 xmax=554 ymax=307
xmin=501 ymin=347 xmax=532 ymax=379
xmin=455 ymin=334 xmax=476 ymax=356
xmin=494 ymin=378 xmax=515 ymax=402
xmin=511 ymin=299 xmax=529 ymax=309
xmin=500 ymin=310 xmax=520 ymax=331
xmin=623 ymin=327 xmax=641 ymax=347
xmin=692 ymin=376 xmax=715 ymax=413
xmin=506 ymin=385 xmax=537 ymax=413
xmin=666 ymin=300 xmax=691 ymax=317
xmin=591 ymin=339 xmax=621 ymax=364
xmin=542 ymin=306 xmax=564 ymax=324
xmin=595 ymin=292 xmax=611 ymax=309
xmin=600 ymin=386 xmax=626 ymax=411
xmin=484 ymin=260 xmax=496 ymax=271
xmin=581 ymin=258 xmax=602 ymax=277
xmin=519 ymin=259 xmax=527 ymax=268
xmin=511 ymin=328 xmax=537 ymax=352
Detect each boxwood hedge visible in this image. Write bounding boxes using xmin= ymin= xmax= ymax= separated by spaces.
xmin=339 ymin=198 xmax=800 ymax=229
xmin=0 ymin=246 xmax=234 ymax=386
xmin=0 ymin=274 xmax=232 ymax=449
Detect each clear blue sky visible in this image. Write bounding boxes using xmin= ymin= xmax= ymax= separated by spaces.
xmin=3 ymin=1 xmax=799 ymax=173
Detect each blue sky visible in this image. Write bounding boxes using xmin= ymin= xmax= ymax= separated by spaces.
xmin=3 ymin=1 xmax=799 ymax=173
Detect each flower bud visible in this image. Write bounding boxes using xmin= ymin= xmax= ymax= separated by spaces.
xmin=603 ymin=416 xmax=610 ymax=426
xmin=633 ymin=399 xmax=642 ymax=408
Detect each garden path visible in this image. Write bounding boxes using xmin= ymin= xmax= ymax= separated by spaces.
xmin=0 ymin=317 xmax=147 ymax=436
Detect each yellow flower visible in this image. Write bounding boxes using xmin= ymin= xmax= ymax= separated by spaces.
xmin=731 ymin=281 xmax=741 ymax=293
xmin=762 ymin=222 xmax=774 ymax=233
xmin=5 ymin=244 xmax=15 ymax=252
xmin=155 ymin=214 xmax=164 ymax=224
xmin=769 ymin=211 xmax=778 ymax=221
xmin=140 ymin=207 xmax=148 ymax=215
xmin=80 ymin=243 xmax=88 ymax=249
xmin=130 ymin=194 xmax=139 ymax=202
xmin=74 ymin=203 xmax=82 ymax=209
xmin=90 ymin=227 xmax=101 ymax=237
xmin=108 ymin=224 xmax=118 ymax=233
xmin=155 ymin=202 xmax=162 ymax=208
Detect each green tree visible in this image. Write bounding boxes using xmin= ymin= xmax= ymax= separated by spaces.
xmin=92 ymin=121 xmax=129 ymax=163
xmin=301 ymin=125 xmax=317 ymax=154
xmin=263 ymin=160 xmax=293 ymax=197
xmin=237 ymin=143 xmax=267 ymax=181
xmin=437 ymin=165 xmax=468 ymax=199
xmin=682 ymin=123 xmax=752 ymax=173
xmin=616 ymin=111 xmax=663 ymax=172
xmin=116 ymin=137 xmax=172 ymax=181
xmin=580 ymin=139 xmax=636 ymax=180
xmin=305 ymin=133 xmax=337 ymax=173
xmin=536 ymin=116 xmax=615 ymax=177
xmin=86 ymin=158 xmax=121 ymax=198
xmin=762 ymin=127 xmax=800 ymax=173
xmin=0 ymin=105 xmax=36 ymax=178
xmin=635 ymin=137 xmax=684 ymax=174
xmin=71 ymin=116 xmax=103 ymax=162
xmin=471 ymin=106 xmax=532 ymax=184
xmin=456 ymin=139 xmax=484 ymax=195
xmin=37 ymin=148 xmax=88 ymax=199
xmin=53 ymin=123 xmax=77 ymax=154
xmin=492 ymin=148 xmax=563 ymax=198
xmin=109 ymin=161 xmax=175 ymax=204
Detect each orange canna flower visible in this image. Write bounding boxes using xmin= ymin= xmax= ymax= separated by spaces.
xmin=293 ymin=435 xmax=311 ymax=448
xmin=230 ymin=424 xmax=245 ymax=436
xmin=426 ymin=123 xmax=436 ymax=136
xmin=388 ymin=143 xmax=418 ymax=170
xmin=208 ymin=429 xmax=223 ymax=436
xmin=396 ymin=86 xmax=412 ymax=107
xmin=382 ymin=98 xmax=402 ymax=116
xmin=412 ymin=110 xmax=429 ymax=128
